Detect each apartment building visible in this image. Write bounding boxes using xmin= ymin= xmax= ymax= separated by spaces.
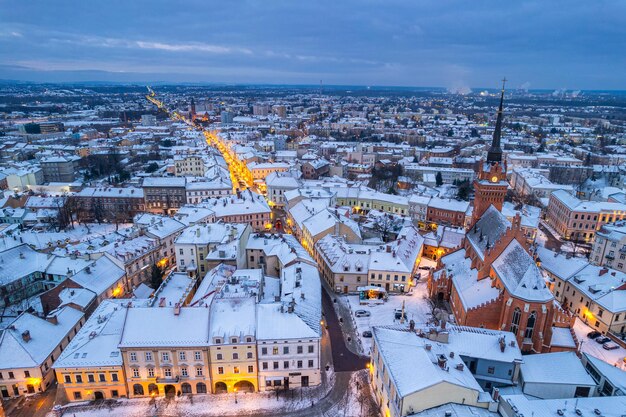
xmin=590 ymin=221 xmax=626 ymax=273
xmin=546 ymin=190 xmax=626 ymax=242
xmin=0 ymin=306 xmax=85 ymax=398
xmin=142 ymin=177 xmax=187 ymax=215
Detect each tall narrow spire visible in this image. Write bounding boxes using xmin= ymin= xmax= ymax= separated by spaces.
xmin=487 ymin=78 xmax=506 ymax=164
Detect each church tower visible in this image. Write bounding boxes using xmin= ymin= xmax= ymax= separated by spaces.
xmin=472 ymin=79 xmax=509 ymax=225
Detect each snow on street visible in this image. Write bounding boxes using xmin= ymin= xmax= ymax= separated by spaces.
xmin=341 ymin=277 xmax=433 ymax=355
xmin=573 ymin=318 xmax=626 ymax=370
xmin=50 ymin=377 xmax=334 ymax=417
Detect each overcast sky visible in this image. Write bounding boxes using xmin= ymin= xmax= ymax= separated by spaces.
xmin=0 ymin=0 xmax=624 ymax=89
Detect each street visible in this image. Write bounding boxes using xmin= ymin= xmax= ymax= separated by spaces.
xmin=5 ymin=385 xmax=56 ymax=417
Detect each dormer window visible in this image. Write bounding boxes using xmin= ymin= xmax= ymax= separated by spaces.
xmin=215 ymin=338 xmax=222 ymax=344
xmin=231 ymin=337 xmax=238 ymax=344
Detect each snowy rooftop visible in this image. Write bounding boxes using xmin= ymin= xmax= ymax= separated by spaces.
xmin=372 ymin=326 xmax=484 ymax=398
xmin=491 ymin=240 xmax=553 ymax=303
xmin=0 ymin=244 xmax=54 ymax=286
xmin=210 ymin=297 xmax=256 ymax=341
xmin=583 ymin=353 xmax=626 ymax=394
xmin=521 ymin=352 xmax=595 ymax=386
xmin=500 ymin=395 xmax=626 ymax=417
xmin=536 ymin=246 xmax=587 ymax=281
xmin=53 ymin=300 xmax=128 ymax=368
xmin=142 ymin=176 xmax=186 ymax=188
xmin=466 ymin=206 xmax=511 ymax=261
xmin=70 ymin=256 xmax=125 ymax=296
xmin=119 ymin=307 xmax=210 ymax=348
xmin=0 ymin=306 xmax=84 ymax=369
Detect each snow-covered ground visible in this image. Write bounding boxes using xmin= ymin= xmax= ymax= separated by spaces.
xmin=51 ymin=375 xmax=334 ymax=417
xmin=343 ymin=276 xmax=433 ymax=355
xmin=573 ymin=318 xmax=626 ymax=370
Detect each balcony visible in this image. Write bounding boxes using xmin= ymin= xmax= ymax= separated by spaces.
xmin=605 ymin=253 xmax=615 ymax=260
xmin=156 ymin=375 xmax=180 ymax=384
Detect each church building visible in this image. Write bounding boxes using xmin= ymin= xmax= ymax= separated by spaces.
xmin=428 ymin=81 xmax=576 ymax=353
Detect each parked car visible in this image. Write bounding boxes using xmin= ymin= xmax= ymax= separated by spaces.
xmin=587 ymin=331 xmax=602 ymax=339
xmin=418 ymin=266 xmax=431 ymax=271
xmin=394 ymin=308 xmax=407 ymax=320
xmin=355 ymin=310 xmax=371 ymax=318
xmin=595 ymin=336 xmax=611 ymax=344
xmin=603 ymin=342 xmax=619 ymax=350
xmin=362 ymin=331 xmax=373 ymax=338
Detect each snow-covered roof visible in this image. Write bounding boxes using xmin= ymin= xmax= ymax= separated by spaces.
xmin=521 ymin=352 xmax=595 ymax=386
xmin=466 ymin=206 xmax=511 ymax=261
xmin=0 ymin=306 xmax=84 ymax=369
xmin=500 ymin=395 xmax=626 ymax=417
xmin=70 ymin=256 xmax=125 ymax=296
xmin=210 ymin=297 xmax=256 ymax=341
xmin=53 ymin=300 xmax=128 ymax=368
xmin=492 ymin=240 xmax=553 ymax=303
xmin=583 ymin=353 xmax=626 ymax=394
xmin=372 ymin=326 xmax=484 ymax=398
xmin=119 ymin=307 xmax=210 ymax=348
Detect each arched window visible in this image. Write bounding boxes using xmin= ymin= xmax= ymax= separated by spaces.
xmin=133 ymin=384 xmax=144 ymax=396
xmin=181 ymin=383 xmax=192 ymax=394
xmin=510 ymin=307 xmax=521 ymax=335
xmin=196 ymin=382 xmax=207 ymax=394
xmin=525 ymin=311 xmax=537 ymax=339
xmin=148 ymin=383 xmax=159 ymax=396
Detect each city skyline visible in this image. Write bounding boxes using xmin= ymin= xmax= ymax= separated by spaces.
xmin=1 ymin=0 xmax=625 ymax=90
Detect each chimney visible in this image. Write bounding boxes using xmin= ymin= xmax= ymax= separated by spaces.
xmin=437 ymin=354 xmax=447 ymax=369
xmin=599 ymin=268 xmax=609 ymax=276
xmin=425 ymin=343 xmax=432 ymax=351
xmin=492 ymin=387 xmax=500 ymax=401
xmin=455 ymin=363 xmax=464 ymax=371
xmin=21 ymin=330 xmax=31 ymax=342
xmin=386 ymin=245 xmax=391 ymax=253
xmin=499 ymin=337 xmax=506 ymax=352
xmin=46 ymin=315 xmax=58 ymax=325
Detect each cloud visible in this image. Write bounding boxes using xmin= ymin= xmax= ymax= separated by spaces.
xmin=0 ymin=0 xmax=624 ymax=88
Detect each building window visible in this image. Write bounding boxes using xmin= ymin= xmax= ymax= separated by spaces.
xmin=179 ymin=351 xmax=186 ymax=361
xmin=273 ymin=347 xmax=279 ymax=355
xmin=510 ymin=307 xmax=521 ymax=335
xmin=162 ymin=352 xmax=170 ymax=362
xmin=195 ymin=351 xmax=202 ymax=361
xmin=524 ymin=311 xmax=537 ymax=339
xmin=261 ymin=347 xmax=268 ymax=355
xmin=74 ymin=392 xmax=82 ymax=400
xmin=164 ymin=368 xmax=172 ymax=378
xmin=218 ymin=367 xmax=224 ymax=375
xmin=284 ymin=361 xmax=289 ymax=369
xmin=145 ymin=352 xmax=153 ymax=361
xmin=64 ymin=375 xmax=71 ymax=384
xmin=130 ymin=352 xmax=137 ymax=361
xmin=487 ymin=367 xmax=495 ymax=375
xmin=99 ymin=374 xmax=106 ymax=382
xmin=233 ymin=353 xmax=239 ymax=360
xmin=248 ymin=365 xmax=254 ymax=373
xmin=132 ymin=369 xmax=140 ymax=378
xmin=262 ymin=362 xmax=268 ymax=370
xmin=297 ymin=346 xmax=303 ymax=354
xmin=283 ymin=346 xmax=289 ymax=354
xmin=75 ymin=374 xmax=83 ymax=383
xmin=297 ymin=360 xmax=303 ymax=368
xmin=308 ymin=345 xmax=314 ymax=353
xmin=181 ymin=367 xmax=188 ymax=377
xmin=148 ymin=368 xmax=155 ymax=378
xmin=216 ymin=353 xmax=223 ymax=360
xmin=308 ymin=360 xmax=314 ymax=368
xmin=233 ymin=367 xmax=240 ymax=374
xmin=247 ymin=352 xmax=253 ymax=359
xmin=273 ymin=362 xmax=279 ymax=370
xmin=196 ymin=367 xmax=203 ymax=376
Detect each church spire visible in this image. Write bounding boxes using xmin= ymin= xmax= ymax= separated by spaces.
xmin=486 ymin=78 xmax=506 ymax=164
